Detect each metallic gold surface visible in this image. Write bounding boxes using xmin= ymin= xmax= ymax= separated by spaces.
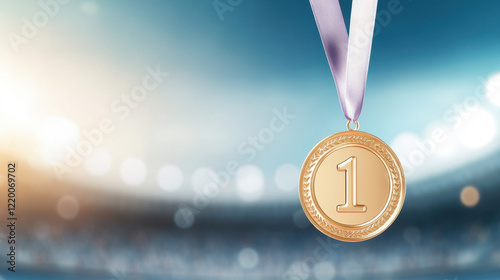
xmin=299 ymin=130 xmax=405 ymax=242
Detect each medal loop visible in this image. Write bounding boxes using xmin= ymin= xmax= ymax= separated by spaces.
xmin=346 ymin=120 xmax=359 ymax=131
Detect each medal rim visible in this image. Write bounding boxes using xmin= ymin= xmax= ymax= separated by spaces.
xmin=299 ymin=130 xmax=406 ymax=242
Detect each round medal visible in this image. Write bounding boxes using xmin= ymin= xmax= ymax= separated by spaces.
xmin=306 ymin=0 xmax=406 ymax=241
xmin=299 ymin=125 xmax=406 ymax=242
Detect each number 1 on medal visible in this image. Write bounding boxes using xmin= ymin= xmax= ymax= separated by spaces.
xmin=337 ymin=156 xmax=366 ymax=213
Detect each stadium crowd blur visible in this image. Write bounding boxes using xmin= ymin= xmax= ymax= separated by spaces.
xmin=8 ymin=151 xmax=500 ymax=280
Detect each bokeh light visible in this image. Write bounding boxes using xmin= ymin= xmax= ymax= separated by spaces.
xmin=461 ymin=185 xmax=480 ymax=207
xmin=120 ymin=158 xmax=147 ymax=186
xmin=238 ymin=248 xmax=259 ymax=269
xmin=56 ymin=196 xmax=80 ymax=220
xmin=236 ymin=165 xmax=264 ymax=202
xmin=158 ymin=165 xmax=183 ymax=192
xmin=174 ymin=208 xmax=195 ymax=229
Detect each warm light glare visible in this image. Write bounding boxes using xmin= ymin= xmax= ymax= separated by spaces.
xmin=36 ymin=116 xmax=81 ymax=164
xmin=460 ymin=185 xmax=480 ymax=207
xmin=0 ymin=69 xmax=36 ymax=123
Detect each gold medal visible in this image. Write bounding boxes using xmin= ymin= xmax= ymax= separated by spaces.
xmin=306 ymin=0 xmax=405 ymax=240
xmin=299 ymin=122 xmax=405 ymax=242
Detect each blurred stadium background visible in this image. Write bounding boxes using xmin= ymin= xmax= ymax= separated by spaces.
xmin=1 ymin=0 xmax=500 ymax=279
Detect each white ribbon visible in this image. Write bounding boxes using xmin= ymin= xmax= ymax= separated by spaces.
xmin=309 ymin=0 xmax=379 ymax=122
